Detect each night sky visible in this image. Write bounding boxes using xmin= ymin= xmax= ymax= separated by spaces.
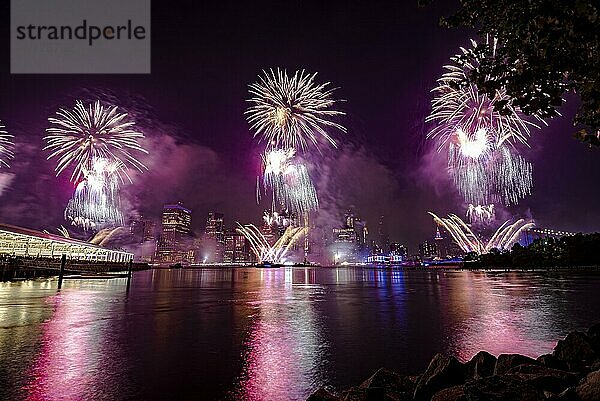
xmin=0 ymin=1 xmax=599 ymax=250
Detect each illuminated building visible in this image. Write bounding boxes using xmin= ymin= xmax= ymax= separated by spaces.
xmin=155 ymin=202 xmax=194 ymax=264
xmin=377 ymin=215 xmax=390 ymax=254
xmin=137 ymin=218 xmax=157 ymax=262
xmin=223 ymin=231 xmax=254 ymax=264
xmin=0 ymin=223 xmax=132 ymax=262
xmin=142 ymin=219 xmax=156 ymax=242
xmin=204 ymin=212 xmax=225 ymax=263
xmin=419 ymin=240 xmax=437 ymax=260
xmin=333 ymin=211 xmax=361 ymax=264
xmin=390 ymin=243 xmax=407 ymax=257
xmin=260 ymin=221 xmax=277 ymax=246
xmin=333 ymin=227 xmax=358 ymax=264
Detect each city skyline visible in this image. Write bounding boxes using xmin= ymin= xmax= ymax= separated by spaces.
xmin=0 ymin=1 xmax=598 ymax=253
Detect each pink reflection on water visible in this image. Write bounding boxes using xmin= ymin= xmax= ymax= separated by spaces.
xmin=442 ymin=272 xmax=558 ymax=361
xmin=232 ymin=268 xmax=328 ymax=401
xmin=23 ymin=291 xmax=99 ymax=401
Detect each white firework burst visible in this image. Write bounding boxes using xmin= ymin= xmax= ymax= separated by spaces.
xmin=246 ymin=68 xmax=346 ymax=151
xmin=0 ymin=121 xmax=14 ymax=168
xmin=45 ymin=100 xmax=147 ymax=182
xmin=427 ymin=38 xmax=543 ymax=208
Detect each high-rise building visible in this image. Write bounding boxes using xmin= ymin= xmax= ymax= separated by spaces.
xmin=155 ymin=202 xmax=194 ymax=264
xmin=140 ymin=218 xmax=157 ymax=262
xmin=142 ymin=219 xmax=156 ymax=243
xmin=224 ymin=230 xmax=254 ymax=264
xmin=377 ymin=215 xmax=390 ymax=254
xmin=204 ymin=212 xmax=225 ymax=263
xmin=433 ymin=226 xmax=463 ymax=259
xmin=419 ymin=240 xmax=437 ymax=260
xmin=390 ymin=243 xmax=407 ymax=257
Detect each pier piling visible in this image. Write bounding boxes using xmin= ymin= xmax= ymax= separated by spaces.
xmin=57 ymin=254 xmax=66 ymax=289
xmin=126 ymin=259 xmax=133 ymax=292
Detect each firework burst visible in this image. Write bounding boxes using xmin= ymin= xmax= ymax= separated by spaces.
xmin=246 ymin=68 xmax=346 ymax=151
xmin=0 ymin=121 xmax=14 ymax=168
xmin=427 ymin=39 xmax=543 ymax=208
xmin=427 ymin=39 xmax=544 ymax=149
xmin=45 ymin=100 xmax=147 ymax=182
xmin=430 ymin=212 xmax=534 ymax=254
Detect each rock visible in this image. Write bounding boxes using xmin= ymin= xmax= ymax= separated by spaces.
xmin=537 ymin=353 xmax=568 ymax=371
xmin=359 ymin=368 xmax=415 ymax=400
xmin=307 ymin=388 xmax=341 ymax=401
xmin=555 ymin=387 xmax=580 ymax=401
xmin=463 ymin=375 xmax=546 ymax=401
xmin=342 ymin=386 xmax=385 ymax=401
xmin=413 ymin=354 xmax=466 ymax=401
xmin=431 ymin=385 xmax=466 ymax=401
xmin=553 ymin=332 xmax=596 ymax=363
xmin=576 ymin=369 xmax=600 ymax=401
xmin=494 ymin=354 xmax=538 ymax=375
xmin=587 ymin=323 xmax=600 ymax=353
xmin=465 ymin=351 xmax=497 ymax=379
xmin=506 ymin=363 xmax=579 ymax=393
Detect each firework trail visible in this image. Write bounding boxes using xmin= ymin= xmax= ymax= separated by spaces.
xmin=89 ymin=226 xmax=127 ymax=247
xmin=262 ymin=148 xmax=318 ymax=215
xmin=64 ymin=158 xmax=124 ymax=230
xmin=450 ymin=145 xmax=533 ymax=206
xmin=246 ymin=68 xmax=346 ymax=152
xmin=45 ymin=100 xmax=147 ymax=183
xmin=236 ymin=223 xmax=307 ymax=263
xmin=0 ymin=122 xmax=14 ymax=169
xmin=429 ymin=212 xmax=534 ymax=254
xmin=426 ymin=39 xmax=544 ymax=209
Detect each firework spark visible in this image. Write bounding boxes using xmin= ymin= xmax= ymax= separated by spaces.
xmin=466 ymin=204 xmax=495 ymax=224
xmin=64 ymin=158 xmax=124 ymax=230
xmin=262 ymin=148 xmax=318 ymax=215
xmin=89 ymin=227 xmax=127 ymax=247
xmin=429 ymin=212 xmax=534 ymax=254
xmin=450 ymin=145 xmax=533 ymax=206
xmin=246 ymin=68 xmax=346 ymax=151
xmin=0 ymin=121 xmax=14 ymax=168
xmin=45 ymin=100 xmax=147 ymax=182
xmin=236 ymin=223 xmax=307 ymax=264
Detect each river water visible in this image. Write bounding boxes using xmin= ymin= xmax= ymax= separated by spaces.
xmin=1 ymin=267 xmax=599 ymax=401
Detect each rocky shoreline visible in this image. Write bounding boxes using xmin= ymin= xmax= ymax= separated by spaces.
xmin=307 ymin=324 xmax=600 ymax=401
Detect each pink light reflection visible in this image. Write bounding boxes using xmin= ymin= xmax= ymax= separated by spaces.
xmin=23 ymin=291 xmax=99 ymax=401
xmin=231 ymin=269 xmax=328 ymax=401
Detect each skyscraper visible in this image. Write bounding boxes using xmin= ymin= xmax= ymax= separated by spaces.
xmin=223 ymin=230 xmax=254 ymax=264
xmin=155 ymin=202 xmax=194 ymax=264
xmin=204 ymin=212 xmax=225 ymax=263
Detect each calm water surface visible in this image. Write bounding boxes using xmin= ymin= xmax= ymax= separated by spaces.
xmin=1 ymin=267 xmax=599 ymax=401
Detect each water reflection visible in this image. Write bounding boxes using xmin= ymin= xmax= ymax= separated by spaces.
xmin=0 ymin=268 xmax=598 ymax=401
xmin=229 ymin=268 xmax=330 ymax=401
xmin=441 ymin=272 xmax=569 ymax=360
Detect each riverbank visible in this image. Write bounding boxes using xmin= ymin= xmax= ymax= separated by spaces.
xmin=307 ymin=324 xmax=600 ymax=401
xmin=0 ymin=256 xmax=149 ymax=281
